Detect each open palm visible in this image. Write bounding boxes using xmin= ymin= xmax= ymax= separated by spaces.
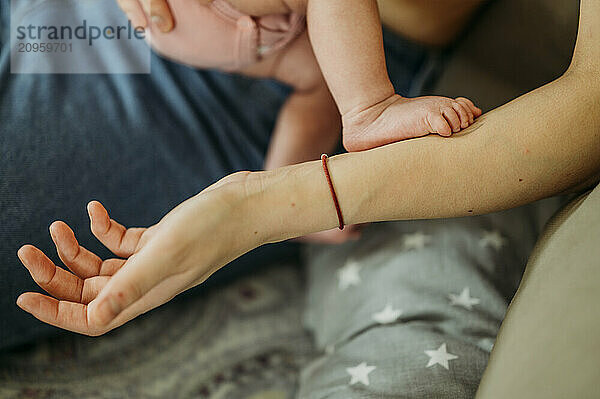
xmin=17 ymin=200 xmax=198 ymax=336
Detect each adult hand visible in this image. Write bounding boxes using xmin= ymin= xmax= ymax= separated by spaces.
xmin=17 ymin=172 xmax=262 ymax=335
xmin=115 ymin=0 xmax=216 ymax=32
xmin=116 ymin=0 xmax=175 ymax=32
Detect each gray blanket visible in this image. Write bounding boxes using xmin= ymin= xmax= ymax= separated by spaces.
xmin=299 ymin=198 xmax=561 ymax=398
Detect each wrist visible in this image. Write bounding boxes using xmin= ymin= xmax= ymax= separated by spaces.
xmin=216 ymin=171 xmax=270 ymax=249
xmin=242 ymin=162 xmax=342 ymax=244
xmin=232 ymin=148 xmax=384 ymax=245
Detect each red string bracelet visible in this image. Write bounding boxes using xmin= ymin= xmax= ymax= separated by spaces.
xmin=321 ymin=154 xmax=345 ymax=230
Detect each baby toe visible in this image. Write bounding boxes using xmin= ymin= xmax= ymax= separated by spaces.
xmin=441 ymin=107 xmax=461 ymax=133
xmin=452 ymin=101 xmax=471 ymax=127
xmin=428 ymin=113 xmax=452 ymax=137
xmin=456 ymin=97 xmax=482 ymax=118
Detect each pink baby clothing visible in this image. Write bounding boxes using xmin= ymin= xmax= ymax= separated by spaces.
xmin=147 ymin=0 xmax=306 ymax=71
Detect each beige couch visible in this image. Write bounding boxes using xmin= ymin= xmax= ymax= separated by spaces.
xmin=1 ymin=1 xmax=595 ymax=398
xmin=434 ymin=0 xmax=579 ymax=112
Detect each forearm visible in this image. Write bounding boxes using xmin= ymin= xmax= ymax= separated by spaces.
xmin=305 ymin=0 xmax=394 ymax=116
xmin=247 ymin=71 xmax=600 ymax=244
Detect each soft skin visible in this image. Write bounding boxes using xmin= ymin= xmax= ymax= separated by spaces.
xmin=121 ymin=0 xmax=481 ymax=152
xmin=123 ymin=0 xmax=480 ymax=245
xmin=17 ymin=0 xmax=600 ymax=336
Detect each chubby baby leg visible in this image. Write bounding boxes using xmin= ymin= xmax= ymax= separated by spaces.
xmin=264 ymin=84 xmax=341 ymax=170
xmin=239 ymin=32 xmax=342 ymax=170
xmin=242 ymin=33 xmax=362 ymax=244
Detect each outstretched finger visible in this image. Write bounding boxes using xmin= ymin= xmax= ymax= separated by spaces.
xmin=50 ymin=221 xmax=103 ymax=279
xmin=18 ymin=245 xmax=84 ymax=303
xmin=18 ymin=245 xmax=112 ymax=304
xmin=87 ymin=201 xmax=145 ymax=258
xmin=17 ymin=293 xmax=95 ymax=335
xmin=18 ymin=272 xmax=189 ymax=336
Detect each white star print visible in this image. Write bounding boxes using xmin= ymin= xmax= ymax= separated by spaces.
xmin=425 ymin=343 xmax=458 ymax=370
xmin=337 ymin=259 xmax=362 ymax=290
xmin=403 ymin=231 xmax=432 ymax=250
xmin=372 ymin=304 xmax=403 ymax=324
xmin=448 ymin=287 xmax=480 ymax=310
xmin=479 ymin=230 xmax=506 ymax=251
xmin=346 ymin=362 xmax=376 ymax=386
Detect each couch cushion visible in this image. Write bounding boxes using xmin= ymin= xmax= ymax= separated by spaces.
xmin=433 ymin=0 xmax=580 ymax=111
xmin=477 ymin=183 xmax=600 ymax=398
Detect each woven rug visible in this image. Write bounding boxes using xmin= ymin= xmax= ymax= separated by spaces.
xmin=0 ymin=264 xmax=315 ymax=399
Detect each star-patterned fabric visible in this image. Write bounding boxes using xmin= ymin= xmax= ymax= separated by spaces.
xmin=299 ymin=199 xmax=562 ymax=398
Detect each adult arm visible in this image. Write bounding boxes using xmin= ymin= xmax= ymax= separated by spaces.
xmin=262 ymin=0 xmax=600 ymax=237
xmin=259 ymin=75 xmax=600 ymax=243
xmin=283 ymin=0 xmax=600 ymax=225
xmin=18 ymin=0 xmax=600 ymax=334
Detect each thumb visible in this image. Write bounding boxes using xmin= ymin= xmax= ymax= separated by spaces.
xmin=87 ymin=247 xmax=174 ymax=327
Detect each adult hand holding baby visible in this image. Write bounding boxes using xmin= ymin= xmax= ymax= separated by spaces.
xmin=116 ymin=0 xmax=178 ymax=32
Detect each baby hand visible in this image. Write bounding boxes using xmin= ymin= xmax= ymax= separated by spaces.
xmin=342 ymin=94 xmax=482 ymax=152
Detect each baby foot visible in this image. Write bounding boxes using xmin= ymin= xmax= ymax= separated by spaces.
xmin=342 ymin=94 xmax=482 ymax=152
